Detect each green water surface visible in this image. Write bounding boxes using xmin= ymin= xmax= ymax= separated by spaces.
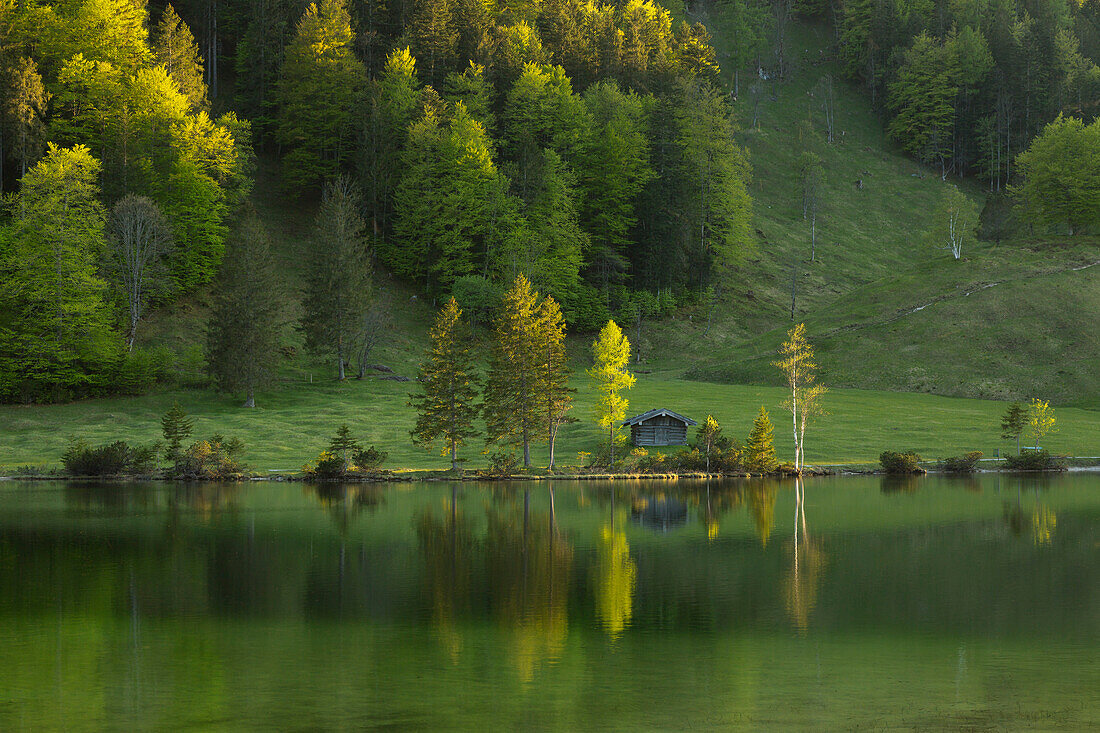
xmin=0 ymin=474 xmax=1097 ymax=730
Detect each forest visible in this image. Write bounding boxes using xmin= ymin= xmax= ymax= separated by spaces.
xmin=0 ymin=0 xmax=1098 ymax=404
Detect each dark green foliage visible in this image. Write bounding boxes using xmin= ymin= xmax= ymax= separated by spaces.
xmin=487 ymin=450 xmax=519 ymax=475
xmin=353 ymin=445 xmax=388 ymax=471
xmin=450 ymin=275 xmax=504 ymax=326
xmin=1000 ymin=402 xmax=1028 ymax=454
xmin=879 ymin=450 xmax=924 ymax=474
xmin=62 ymin=438 xmax=159 ymax=475
xmin=1003 ymin=449 xmax=1064 ymax=472
xmin=206 ymin=213 xmax=285 ymax=407
xmin=161 ymin=401 xmax=194 ymax=465
xmin=939 ymin=451 xmax=983 ymax=473
xmin=301 ymin=177 xmax=373 ymax=380
xmin=327 ymin=424 xmax=360 ymax=471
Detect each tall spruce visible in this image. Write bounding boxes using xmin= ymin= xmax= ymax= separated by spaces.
xmin=161 ymin=401 xmax=194 ymax=466
xmin=302 ymin=177 xmax=372 ymax=380
xmin=154 ymin=5 xmax=209 ymax=111
xmin=745 ymin=406 xmax=777 ymax=473
xmin=536 ymin=294 xmax=574 ymax=469
xmin=3 ymin=56 xmax=48 ymax=178
xmin=207 ymin=213 xmax=285 ymax=407
xmin=410 ymin=298 xmax=481 ymax=471
xmin=484 ymin=275 xmax=541 ymax=468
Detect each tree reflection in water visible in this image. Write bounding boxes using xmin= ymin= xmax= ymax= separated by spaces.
xmin=1001 ymin=478 xmax=1057 ymax=547
xmin=595 ymin=486 xmax=636 ymax=641
xmin=747 ymin=479 xmax=778 ymax=547
xmin=416 ymin=485 xmax=475 ymax=662
xmin=307 ymin=483 xmax=384 ymax=536
xmin=486 ymin=485 xmax=573 ymax=683
xmin=784 ymin=478 xmax=827 ymax=634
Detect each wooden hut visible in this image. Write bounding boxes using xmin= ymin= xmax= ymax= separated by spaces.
xmin=622 ymin=409 xmax=698 ymax=447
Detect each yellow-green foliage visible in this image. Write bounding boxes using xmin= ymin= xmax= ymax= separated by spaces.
xmin=588 ymin=320 xmax=635 ymax=444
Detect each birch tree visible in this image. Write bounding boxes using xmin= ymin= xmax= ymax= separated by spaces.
xmin=107 ymin=195 xmax=175 ymax=351
xmin=927 ymin=184 xmax=977 ymax=260
xmin=775 ymin=323 xmax=826 ymax=474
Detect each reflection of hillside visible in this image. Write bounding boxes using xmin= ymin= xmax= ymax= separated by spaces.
xmin=485 ymin=487 xmax=573 ymax=682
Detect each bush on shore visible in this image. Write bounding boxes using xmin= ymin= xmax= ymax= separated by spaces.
xmin=880 ymin=450 xmax=925 ymax=474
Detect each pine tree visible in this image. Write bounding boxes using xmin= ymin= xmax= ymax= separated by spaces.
xmin=161 ymin=401 xmax=194 ymax=465
xmin=1000 ymin=401 xmax=1028 ymax=455
xmin=745 ymin=406 xmax=777 ymax=473
xmin=410 ymin=298 xmax=481 ymax=471
xmin=276 ymin=0 xmax=365 ymax=190
xmin=302 ymin=177 xmax=372 ymax=380
xmin=485 ymin=275 xmax=542 ymax=468
xmin=327 ymin=424 xmax=360 ymax=472
xmin=154 ymin=5 xmax=209 ymax=111
xmin=408 ymin=0 xmax=458 ymax=87
xmin=3 ymin=56 xmax=48 ymax=177
xmin=206 ymin=213 xmax=285 ymax=407
xmin=587 ymin=319 xmax=635 ymax=463
xmin=536 ymin=293 xmax=574 ymax=469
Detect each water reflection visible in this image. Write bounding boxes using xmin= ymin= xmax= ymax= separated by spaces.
xmin=307 ymin=482 xmax=385 ymax=536
xmin=631 ymin=494 xmax=688 ymax=532
xmin=1001 ymin=479 xmax=1058 ymax=546
xmin=784 ymin=478 xmax=827 ymax=634
xmin=747 ymin=480 xmax=778 ymax=547
xmin=416 ymin=485 xmax=474 ymax=662
xmin=486 ymin=486 xmax=573 ymax=682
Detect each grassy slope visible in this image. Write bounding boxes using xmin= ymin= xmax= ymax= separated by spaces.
xmin=646 ymin=17 xmax=1100 ymax=408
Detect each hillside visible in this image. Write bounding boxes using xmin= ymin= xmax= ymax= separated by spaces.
xmin=640 ymin=19 xmax=1100 ymax=407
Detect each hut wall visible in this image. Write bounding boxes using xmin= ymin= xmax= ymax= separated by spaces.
xmin=631 ymin=419 xmax=689 ymax=446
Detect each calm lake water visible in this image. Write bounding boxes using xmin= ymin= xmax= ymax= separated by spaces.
xmin=0 ymin=474 xmax=1097 ymax=730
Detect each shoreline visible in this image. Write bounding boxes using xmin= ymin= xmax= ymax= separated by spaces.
xmin=3 ymin=461 xmax=1098 ymax=483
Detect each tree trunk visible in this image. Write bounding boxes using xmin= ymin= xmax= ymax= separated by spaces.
xmin=548 ymin=433 xmax=556 ymax=470
xmin=523 ymin=431 xmax=530 ymax=469
xmin=244 ymin=385 xmax=255 ymax=408
xmin=609 ymin=424 xmax=615 ymax=465
xmin=810 ymin=213 xmax=816 ymax=261
xmin=450 ymin=439 xmax=458 ymax=471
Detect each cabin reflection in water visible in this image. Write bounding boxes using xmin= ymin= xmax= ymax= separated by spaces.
xmin=631 ymin=495 xmax=688 ymax=532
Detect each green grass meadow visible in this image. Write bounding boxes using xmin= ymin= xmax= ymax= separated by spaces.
xmin=3 ymin=373 xmax=1098 ymax=472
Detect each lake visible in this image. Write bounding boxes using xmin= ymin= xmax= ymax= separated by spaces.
xmin=0 ymin=474 xmax=1097 ymax=730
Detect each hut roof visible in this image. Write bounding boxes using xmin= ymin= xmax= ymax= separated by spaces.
xmin=621 ymin=408 xmax=698 ymax=427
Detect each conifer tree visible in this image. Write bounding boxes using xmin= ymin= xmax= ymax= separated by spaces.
xmin=327 ymin=424 xmax=360 ymax=472
xmin=484 ymin=275 xmax=542 ymax=468
xmin=3 ymin=56 xmax=48 ymax=177
xmin=745 ymin=406 xmax=777 ymax=473
xmin=276 ymin=0 xmax=365 ymax=190
xmin=536 ymin=293 xmax=574 ymax=469
xmin=1000 ymin=402 xmax=1028 ymax=455
xmin=207 ymin=214 xmax=285 ymax=407
xmin=154 ymin=5 xmax=209 ymax=111
xmin=411 ymin=298 xmax=481 ymax=471
xmin=302 ymin=177 xmax=372 ymax=380
xmin=361 ymin=48 xmax=420 ymax=237
xmin=588 ymin=319 xmax=634 ymax=463
xmin=161 ymin=401 xmax=194 ymax=465
xmin=409 ymin=0 xmax=458 ymax=87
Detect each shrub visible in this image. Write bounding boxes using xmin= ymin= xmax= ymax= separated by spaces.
xmin=175 ymin=434 xmax=245 ymax=479
xmin=353 ymin=445 xmax=388 ymax=471
xmin=879 ymin=450 xmax=924 ymax=474
xmin=487 ymin=451 xmax=519 ymax=475
xmin=1004 ymin=449 xmax=1063 ymax=471
xmin=940 ymin=451 xmax=983 ymax=473
xmin=304 ymin=450 xmax=347 ymax=478
xmin=62 ymin=438 xmax=161 ymax=476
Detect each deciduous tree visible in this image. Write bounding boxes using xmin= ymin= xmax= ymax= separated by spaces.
xmin=1013 ymin=115 xmax=1100 ymax=235
xmin=1027 ymin=398 xmax=1056 ymax=450
xmin=775 ymin=323 xmax=826 ymax=474
xmin=926 ymin=185 xmax=978 ymax=260
xmin=107 ymin=195 xmax=175 ymax=351
xmin=588 ymin=319 xmax=634 ymax=463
